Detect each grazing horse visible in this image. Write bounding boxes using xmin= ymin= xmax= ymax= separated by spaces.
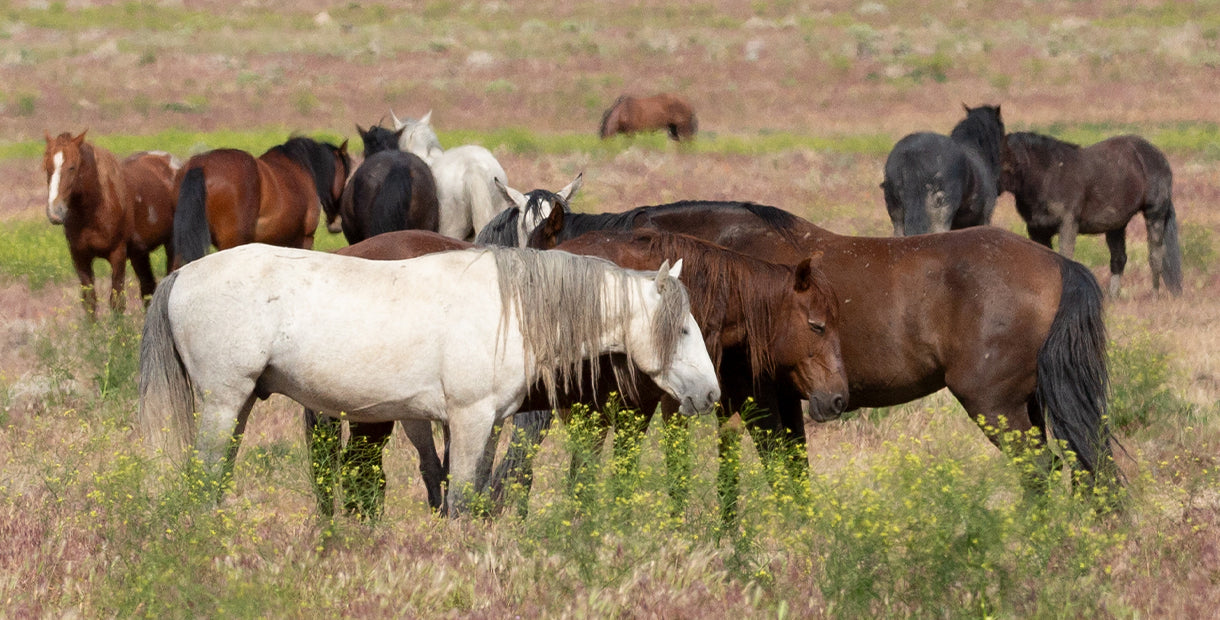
xmin=599 ymin=93 xmax=698 ymax=141
xmin=310 ymin=228 xmax=845 ymax=518
xmin=43 ymin=131 xmax=179 ymax=315
xmin=524 ymin=201 xmax=1117 ymax=483
xmin=325 ymin=150 xmax=439 ymax=242
xmin=881 ymin=104 xmax=1005 ymax=236
xmin=475 ymin=173 xmax=583 ymax=247
xmin=391 ymin=110 xmax=511 ymax=241
xmin=1001 ymin=131 xmax=1182 ymax=297
xmin=171 ymin=136 xmax=351 ymax=267
xmin=140 ymin=243 xmax=719 ymax=516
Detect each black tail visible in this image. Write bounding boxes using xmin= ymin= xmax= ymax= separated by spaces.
xmin=1036 ymin=258 xmax=1117 ymax=480
xmin=368 ymin=170 xmax=414 ymax=238
xmin=173 ymin=167 xmax=211 ymax=266
xmin=1161 ymin=203 xmax=1184 ymax=295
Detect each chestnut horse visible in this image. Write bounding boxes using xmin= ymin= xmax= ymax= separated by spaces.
xmin=527 ymin=201 xmax=1117 ymax=484
xmin=172 ymin=136 xmax=351 ymax=267
xmin=43 ymin=131 xmax=179 ymax=315
xmin=599 ymin=93 xmax=698 ymax=141
xmin=1001 ymin=131 xmax=1182 ymax=297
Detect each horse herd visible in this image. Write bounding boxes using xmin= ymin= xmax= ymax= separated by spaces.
xmin=38 ymin=102 xmax=1171 ymax=518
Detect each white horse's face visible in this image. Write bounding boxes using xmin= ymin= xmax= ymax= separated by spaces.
xmin=628 ymin=263 xmax=720 ymax=415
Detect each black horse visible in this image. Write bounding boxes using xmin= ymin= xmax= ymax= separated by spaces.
xmin=881 ymin=104 xmax=1005 ymax=236
xmin=1001 ymin=131 xmax=1182 ymax=296
xmin=320 ymin=124 xmax=439 ymax=243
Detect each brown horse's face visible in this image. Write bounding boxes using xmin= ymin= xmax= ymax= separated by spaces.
xmin=43 ymin=131 xmax=87 ymax=225
xmin=769 ymin=257 xmax=849 ymax=422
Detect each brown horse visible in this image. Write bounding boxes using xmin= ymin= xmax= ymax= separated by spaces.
xmin=172 ymin=136 xmax=351 ymax=267
xmin=43 ymin=131 xmax=179 ymax=315
xmin=599 ymin=93 xmax=698 ymax=141
xmin=305 ymin=227 xmax=846 ymax=518
xmin=527 ymin=201 xmax=1117 ymax=484
xmin=1001 ymin=131 xmax=1182 ymax=297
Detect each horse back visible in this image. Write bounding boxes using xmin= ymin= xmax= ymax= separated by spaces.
xmin=121 ymin=152 xmax=179 ymax=249
xmin=253 ymin=149 xmax=322 ymax=247
xmin=177 ymin=149 xmax=263 ymax=250
xmin=336 ymin=229 xmax=474 ymax=261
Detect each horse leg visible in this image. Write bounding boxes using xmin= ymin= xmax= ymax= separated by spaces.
xmin=302 ymin=407 xmax=341 ymax=517
xmin=196 ymin=389 xmax=259 ymax=502
xmin=489 ymin=410 xmax=553 ymax=514
xmin=106 ymin=246 xmax=128 ymax=314
xmin=740 ymin=384 xmax=808 ymax=504
xmin=128 ymin=248 xmax=158 ymax=305
xmin=567 ymin=406 xmax=611 ymax=509
xmin=1144 ymin=210 xmax=1169 ymax=293
xmin=341 ymin=420 xmax=394 ymax=520
xmin=1027 ymin=226 xmax=1055 ymax=250
xmin=1104 ymin=230 xmax=1128 ymax=298
xmin=70 ymin=250 xmax=98 ymax=318
xmin=1056 ymin=217 xmax=1079 ymax=259
xmin=401 ymin=419 xmax=447 ymax=512
xmin=444 ymin=405 xmax=499 ymax=517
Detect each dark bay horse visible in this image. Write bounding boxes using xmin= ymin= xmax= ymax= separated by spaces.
xmin=43 ymin=131 xmax=179 ymax=315
xmin=526 ymin=201 xmax=1117 ymax=483
xmin=1001 ymin=131 xmax=1182 ymax=297
xmin=881 ymin=104 xmax=1005 ymax=236
xmin=326 ymin=150 xmax=439 ymax=243
xmin=355 ymin=123 xmax=402 ymax=157
xmin=599 ymin=93 xmax=698 ymax=141
xmin=172 ymin=136 xmax=351 ymax=267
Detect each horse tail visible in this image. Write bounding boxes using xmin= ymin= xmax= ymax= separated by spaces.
xmin=138 ymin=270 xmax=195 ymax=457
xmin=1159 ymin=200 xmax=1184 ymax=295
xmin=1036 ymin=257 xmax=1118 ymax=482
xmin=599 ymin=96 xmax=627 ymax=138
xmin=368 ymin=167 xmax=413 ymax=237
xmin=173 ymin=167 xmax=211 ymax=266
xmin=883 ymin=159 xmax=936 ymax=235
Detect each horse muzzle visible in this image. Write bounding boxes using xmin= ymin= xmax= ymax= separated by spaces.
xmin=46 ymin=201 xmax=67 ymax=225
xmin=680 ymin=387 xmax=721 ymax=416
xmin=806 ymin=390 xmax=847 ymax=422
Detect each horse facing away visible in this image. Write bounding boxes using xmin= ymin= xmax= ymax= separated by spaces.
xmin=326 ymin=149 xmax=439 ymax=243
xmin=1001 ymin=131 xmax=1183 ymax=297
xmin=524 ymin=201 xmax=1118 ymax=486
xmin=139 ymin=243 xmax=720 ymax=516
xmin=391 ymin=110 xmax=511 ymax=241
xmin=171 ymin=135 xmax=351 ymax=267
xmin=355 ymin=123 xmax=402 ymax=158
xmin=881 ymin=104 xmax=1005 ymax=236
xmin=43 ymin=131 xmax=179 ymax=315
xmin=599 ymin=93 xmax=698 ymax=141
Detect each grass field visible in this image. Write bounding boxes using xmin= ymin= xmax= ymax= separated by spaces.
xmin=2 ymin=1 xmax=1220 ymax=617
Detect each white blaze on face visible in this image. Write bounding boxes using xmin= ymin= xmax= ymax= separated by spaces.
xmin=47 ymin=151 xmax=64 ymax=209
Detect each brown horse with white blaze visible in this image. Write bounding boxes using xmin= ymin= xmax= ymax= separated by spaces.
xmin=43 ymin=130 xmax=179 ymax=315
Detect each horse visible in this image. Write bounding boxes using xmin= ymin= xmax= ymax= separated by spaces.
xmin=138 ymin=243 xmax=720 ymax=516
xmin=171 ymin=135 xmax=351 ymax=267
xmin=43 ymin=130 xmax=179 ymax=315
xmin=355 ymin=123 xmax=402 ymax=158
xmin=474 ymin=173 xmax=583 ymax=247
xmin=1001 ymin=131 xmax=1183 ymax=297
xmin=308 ymin=228 xmax=845 ymax=519
xmin=390 ymin=110 xmax=511 ymax=241
xmin=599 ymin=93 xmax=698 ymax=141
xmin=881 ymin=104 xmax=1005 ymax=236
xmin=325 ymin=149 xmax=439 ymax=243
xmin=524 ymin=201 xmax=1118 ymax=484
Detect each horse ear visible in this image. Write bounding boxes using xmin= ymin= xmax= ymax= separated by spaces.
xmin=389 ymin=109 xmax=403 ymax=129
xmin=44 ymin=131 xmax=52 ymax=144
xmin=495 ymin=177 xmax=528 ymax=209
xmin=420 ymin=110 xmax=433 ymax=126
xmin=655 ymin=260 xmax=671 ymax=287
xmin=557 ymin=172 xmax=583 ymax=203
xmin=962 ymin=102 xmax=970 ymax=113
xmin=338 ymin=139 xmax=349 ymax=154
xmin=73 ymin=130 xmax=88 ymax=145
xmin=794 ymin=257 xmax=815 ymax=293
xmin=543 ymin=200 xmax=565 ymax=233
xmin=668 ymin=258 xmax=683 ymax=280
xmin=356 ymin=124 xmax=367 ymax=137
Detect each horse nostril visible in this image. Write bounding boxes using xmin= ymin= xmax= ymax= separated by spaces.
xmin=832 ymin=395 xmax=846 ymax=415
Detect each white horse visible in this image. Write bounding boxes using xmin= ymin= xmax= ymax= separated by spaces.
xmin=391 ymin=110 xmax=511 ymax=241
xmin=138 ymin=244 xmax=720 ymax=515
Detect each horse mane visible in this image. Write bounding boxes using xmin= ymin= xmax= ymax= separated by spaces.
xmin=490 ymin=246 xmax=689 ymax=407
xmin=950 ymin=105 xmax=1005 ymax=174
xmin=1004 ymin=131 xmax=1082 ymax=181
xmin=272 ymin=136 xmax=349 ymax=218
xmin=599 ymin=95 xmax=630 ymax=138
xmin=475 ymin=207 xmax=521 ymax=245
xmin=642 ymin=200 xmax=804 ymax=246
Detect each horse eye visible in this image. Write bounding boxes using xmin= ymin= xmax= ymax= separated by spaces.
xmin=681 ymin=327 xmax=690 ymax=336
xmin=809 ymin=321 xmax=825 ymax=334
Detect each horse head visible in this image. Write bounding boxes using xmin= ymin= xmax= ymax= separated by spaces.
xmin=769 ymin=254 xmax=849 ymax=422
xmin=630 ymin=259 xmax=721 ymax=415
xmin=43 ymin=130 xmax=88 ymax=225
xmin=496 ymin=173 xmax=583 ymax=248
xmin=356 ymin=123 xmax=404 ymax=158
xmin=390 ymin=109 xmax=444 ymax=162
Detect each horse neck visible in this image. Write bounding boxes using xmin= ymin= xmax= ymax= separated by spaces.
xmin=69 ymin=144 xmax=112 ymax=216
xmin=720 ymin=261 xmax=788 ymax=377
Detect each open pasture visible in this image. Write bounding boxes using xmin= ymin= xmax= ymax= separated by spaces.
xmin=2 ymin=1 xmax=1220 ymax=616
